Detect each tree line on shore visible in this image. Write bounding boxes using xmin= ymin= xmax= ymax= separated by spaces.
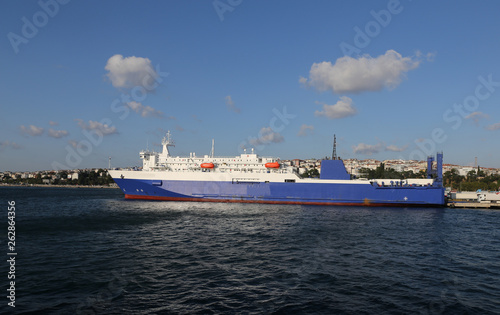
xmin=1 ymin=169 xmax=115 ymax=186
xmin=358 ymin=163 xmax=499 ymax=191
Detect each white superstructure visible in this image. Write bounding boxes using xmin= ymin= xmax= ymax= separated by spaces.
xmin=133 ymin=131 xmax=299 ymax=181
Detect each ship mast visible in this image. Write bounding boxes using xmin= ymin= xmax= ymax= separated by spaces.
xmin=210 ymin=139 xmax=215 ymax=158
xmin=332 ymin=134 xmax=337 ymax=160
xmin=162 ymin=130 xmax=175 ymax=157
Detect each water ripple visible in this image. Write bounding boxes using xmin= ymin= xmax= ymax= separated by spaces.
xmin=1 ymin=187 xmax=500 ymax=314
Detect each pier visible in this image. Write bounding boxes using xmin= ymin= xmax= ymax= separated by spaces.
xmin=447 ymin=201 xmax=500 ymax=209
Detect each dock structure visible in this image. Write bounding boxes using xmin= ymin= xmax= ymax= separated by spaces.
xmin=447 ymin=201 xmax=500 ymax=209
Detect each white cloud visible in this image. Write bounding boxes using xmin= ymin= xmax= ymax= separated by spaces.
xmin=315 ymin=96 xmax=357 ymax=119
xmin=297 ymin=124 xmax=314 ymax=137
xmin=0 ymin=141 xmax=22 ymax=150
xmin=20 ymin=125 xmax=44 ymax=136
xmin=300 ymin=50 xmax=421 ymax=94
xmin=353 ymin=142 xmax=408 ymax=155
xmin=486 ymin=122 xmax=500 ymax=131
xmin=105 ymin=54 xmax=157 ymax=89
xmin=48 ymin=128 xmax=69 ymax=138
xmin=352 ymin=142 xmax=383 ymax=155
xmin=127 ymin=101 xmax=165 ymax=118
xmin=465 ymin=111 xmax=489 ymax=124
xmin=75 ymin=119 xmax=118 ymax=135
xmin=225 ymin=95 xmax=241 ymax=113
xmin=425 ymin=52 xmax=436 ymax=62
xmin=49 ymin=121 xmax=58 ymax=126
xmin=385 ymin=144 xmax=408 ymax=152
xmin=68 ymin=140 xmax=78 ymax=148
xmin=250 ymin=127 xmax=284 ymax=146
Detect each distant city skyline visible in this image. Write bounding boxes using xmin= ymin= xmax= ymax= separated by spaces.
xmin=2 ymin=1 xmax=500 ymax=172
xmin=2 ymin=156 xmax=498 ymax=177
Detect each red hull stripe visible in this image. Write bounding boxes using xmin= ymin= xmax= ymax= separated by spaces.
xmin=124 ymin=194 xmax=437 ymax=207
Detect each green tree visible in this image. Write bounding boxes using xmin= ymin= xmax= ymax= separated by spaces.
xmin=467 ymin=170 xmax=477 ymax=182
xmin=304 ymin=168 xmax=320 ymax=178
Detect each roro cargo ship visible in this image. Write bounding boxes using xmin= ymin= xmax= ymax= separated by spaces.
xmin=108 ymin=132 xmax=445 ymax=207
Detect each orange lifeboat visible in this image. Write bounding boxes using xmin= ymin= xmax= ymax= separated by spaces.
xmin=265 ymin=162 xmax=280 ymax=169
xmin=200 ymin=162 xmax=214 ymax=169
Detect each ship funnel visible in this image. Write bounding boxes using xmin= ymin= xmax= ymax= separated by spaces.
xmin=426 ymin=153 xmax=443 ymax=186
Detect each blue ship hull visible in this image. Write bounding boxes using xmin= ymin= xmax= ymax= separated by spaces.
xmin=113 ymin=178 xmax=445 ymax=207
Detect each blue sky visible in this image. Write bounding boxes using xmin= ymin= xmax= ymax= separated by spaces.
xmin=1 ymin=0 xmax=500 ymax=171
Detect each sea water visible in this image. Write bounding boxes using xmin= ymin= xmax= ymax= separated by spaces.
xmin=1 ymin=186 xmax=499 ymax=314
